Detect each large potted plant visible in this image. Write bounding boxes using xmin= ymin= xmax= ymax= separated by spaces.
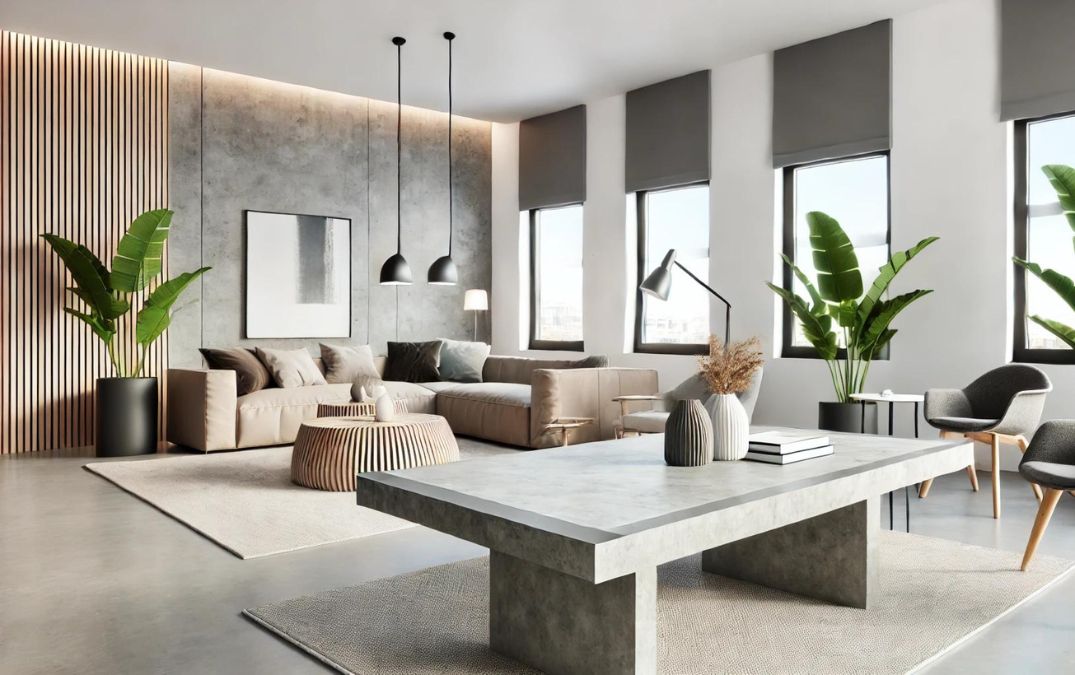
xmin=767 ymin=211 xmax=937 ymax=432
xmin=42 ymin=209 xmax=209 ymax=456
xmin=1014 ymin=164 xmax=1075 ymax=347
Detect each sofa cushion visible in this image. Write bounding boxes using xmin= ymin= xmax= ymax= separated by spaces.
xmin=380 ymin=380 xmax=437 ymax=414
xmin=199 ymin=347 xmax=272 ymax=396
xmin=235 ymin=383 xmax=351 ymax=448
xmin=622 ymin=410 xmax=669 ymax=434
xmin=384 ymin=341 xmax=442 ymax=383
xmin=319 ymin=343 xmax=380 ymax=384
xmin=434 ymin=383 xmax=532 ymax=447
xmin=438 ymin=339 xmax=491 ymax=383
xmin=255 ymin=347 xmax=327 ymax=388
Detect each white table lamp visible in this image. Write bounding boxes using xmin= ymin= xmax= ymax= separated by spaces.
xmin=464 ymin=289 xmax=488 ymax=341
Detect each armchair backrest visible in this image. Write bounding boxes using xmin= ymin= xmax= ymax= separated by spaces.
xmin=662 ymin=367 xmax=764 ymax=421
xmin=1022 ymin=420 xmax=1075 ymax=467
xmin=963 ymin=364 xmax=1051 ymax=420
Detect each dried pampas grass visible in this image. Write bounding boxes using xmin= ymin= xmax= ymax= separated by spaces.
xmin=698 ymin=336 xmax=764 ymax=395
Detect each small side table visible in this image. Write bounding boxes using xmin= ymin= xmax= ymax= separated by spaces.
xmin=850 ymin=392 xmax=925 ymax=533
xmin=543 ymin=417 xmax=594 ymax=447
xmin=317 ymin=399 xmax=408 ymax=418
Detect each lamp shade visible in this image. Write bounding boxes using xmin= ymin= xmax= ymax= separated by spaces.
xmin=427 ymin=255 xmax=458 ymax=285
xmin=639 ymin=249 xmax=677 ymax=301
xmin=379 ymin=252 xmax=412 ymax=285
xmin=464 ymin=289 xmax=488 ymax=311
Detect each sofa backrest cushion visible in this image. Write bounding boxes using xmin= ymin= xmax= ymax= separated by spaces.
xmin=199 ymin=347 xmax=272 ymax=396
xmin=438 ymin=339 xmax=492 ymax=383
xmin=319 ymin=343 xmax=380 ymax=384
xmin=482 ymin=354 xmax=609 ymax=385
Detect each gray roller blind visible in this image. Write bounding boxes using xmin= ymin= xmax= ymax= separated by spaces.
xmin=625 ymin=70 xmax=710 ymax=193
xmin=772 ymin=20 xmax=891 ymax=168
xmin=1001 ymin=0 xmax=1075 ymax=121
xmin=518 ymin=105 xmax=586 ymax=211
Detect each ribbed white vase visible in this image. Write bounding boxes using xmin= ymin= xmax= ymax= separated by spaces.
xmin=705 ymin=393 xmax=749 ymax=461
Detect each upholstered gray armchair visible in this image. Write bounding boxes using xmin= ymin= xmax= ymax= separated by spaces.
xmin=1019 ymin=420 xmax=1075 ymax=571
xmin=919 ymin=364 xmax=1052 ymax=519
xmin=614 ymin=368 xmax=763 ymax=436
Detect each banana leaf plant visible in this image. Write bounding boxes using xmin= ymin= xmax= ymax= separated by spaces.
xmin=41 ymin=208 xmax=209 ymax=378
xmin=767 ymin=211 xmax=938 ymax=402
xmin=1013 ymin=164 xmax=1075 ymax=348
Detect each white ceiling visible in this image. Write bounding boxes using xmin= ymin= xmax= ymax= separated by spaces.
xmin=0 ymin=0 xmax=949 ymax=122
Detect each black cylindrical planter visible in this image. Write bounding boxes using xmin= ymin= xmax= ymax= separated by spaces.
xmin=818 ymin=401 xmax=878 ymax=434
xmin=96 ymin=377 xmax=158 ymax=456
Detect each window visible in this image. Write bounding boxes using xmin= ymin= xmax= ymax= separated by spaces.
xmin=782 ymin=153 xmax=890 ymax=358
xmin=529 ymin=204 xmax=584 ymax=350
xmin=1014 ymin=113 xmax=1075 ymax=362
xmin=635 ymin=183 xmax=710 ymax=354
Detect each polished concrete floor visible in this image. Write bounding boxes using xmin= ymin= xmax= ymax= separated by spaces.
xmin=2 ymin=448 xmax=1074 ymax=674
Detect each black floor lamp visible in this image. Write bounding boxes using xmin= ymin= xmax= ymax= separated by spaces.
xmin=639 ymin=249 xmax=731 ymax=345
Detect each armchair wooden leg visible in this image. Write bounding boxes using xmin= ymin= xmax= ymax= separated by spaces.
xmin=918 ymin=478 xmax=934 ymax=499
xmin=991 ymin=434 xmax=1001 ymax=520
xmin=1022 ymin=488 xmax=1063 ymax=571
xmin=1015 ymin=435 xmax=1044 ymax=502
xmin=965 ymin=465 xmax=980 ymax=492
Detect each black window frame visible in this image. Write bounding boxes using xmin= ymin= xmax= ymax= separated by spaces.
xmin=633 ymin=182 xmax=711 ymax=356
xmin=1013 ymin=112 xmax=1075 ymax=364
xmin=529 ymin=205 xmax=585 ymax=352
xmin=780 ymin=151 xmax=892 ymax=360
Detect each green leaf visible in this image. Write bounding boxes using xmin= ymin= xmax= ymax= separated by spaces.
xmin=64 ymin=308 xmax=114 ymax=343
xmin=112 ymin=209 xmax=173 ymax=292
xmin=780 ymin=253 xmax=824 ymax=313
xmin=767 ymin=282 xmax=838 ymax=359
xmin=1042 ymin=165 xmax=1075 ymax=233
xmin=859 ymin=290 xmax=933 ymax=355
xmin=1028 ymin=315 xmax=1075 ymax=349
xmin=830 ymin=300 xmax=858 ymax=328
xmin=40 ymin=234 xmax=128 ymax=319
xmin=135 ymin=267 xmax=210 ymax=345
xmin=868 ymin=328 xmax=897 ymax=359
xmin=857 ymin=236 xmax=939 ymax=327
xmin=1014 ymin=258 xmax=1075 ymax=314
xmin=807 ymin=211 xmax=863 ymax=303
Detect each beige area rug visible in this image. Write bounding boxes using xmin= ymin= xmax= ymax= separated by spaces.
xmin=244 ymin=532 xmax=1073 ymax=674
xmin=84 ymin=438 xmax=513 ymax=559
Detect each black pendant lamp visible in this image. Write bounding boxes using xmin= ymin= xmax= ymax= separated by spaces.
xmin=380 ymin=36 xmax=413 ymax=286
xmin=428 ymin=31 xmax=459 ymax=285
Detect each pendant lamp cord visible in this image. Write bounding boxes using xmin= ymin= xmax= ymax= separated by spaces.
xmin=447 ymin=32 xmax=454 ymax=257
xmin=396 ymin=38 xmax=403 ymax=255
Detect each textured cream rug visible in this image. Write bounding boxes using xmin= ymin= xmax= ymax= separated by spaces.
xmin=84 ymin=438 xmax=513 ymax=559
xmin=245 ymin=532 xmax=1073 ymax=674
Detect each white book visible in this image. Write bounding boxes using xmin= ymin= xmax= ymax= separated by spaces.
xmin=745 ymin=445 xmax=834 ymax=465
xmin=747 ymin=430 xmax=830 ymax=454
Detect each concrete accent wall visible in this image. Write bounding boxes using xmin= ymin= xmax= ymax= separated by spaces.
xmin=168 ymin=66 xmax=492 ymax=367
xmin=490 ymin=0 xmax=1061 ymax=471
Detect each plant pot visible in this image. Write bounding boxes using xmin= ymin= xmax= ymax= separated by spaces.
xmin=664 ymin=400 xmax=713 ymax=467
xmin=818 ymin=401 xmax=877 ymax=434
xmin=705 ymin=393 xmax=750 ymax=460
xmin=96 ymin=377 xmax=158 ymax=457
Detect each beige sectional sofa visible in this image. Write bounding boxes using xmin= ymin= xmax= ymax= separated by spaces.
xmin=167 ymin=354 xmax=658 ymax=452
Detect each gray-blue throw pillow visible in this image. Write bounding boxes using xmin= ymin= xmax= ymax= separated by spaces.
xmin=438 ymin=339 xmax=491 ymax=383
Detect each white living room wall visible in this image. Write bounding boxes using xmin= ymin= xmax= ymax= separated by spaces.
xmin=491 ymin=0 xmax=1071 ymax=470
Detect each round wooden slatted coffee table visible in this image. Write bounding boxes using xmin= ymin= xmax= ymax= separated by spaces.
xmin=291 ymin=413 xmax=459 ymax=491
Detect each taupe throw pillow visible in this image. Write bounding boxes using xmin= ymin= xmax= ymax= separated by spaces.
xmin=254 ymin=347 xmax=327 ymax=388
xmin=383 ymin=341 xmax=442 ymax=383
xmin=199 ymin=347 xmax=272 ymax=396
xmin=319 ymin=343 xmax=380 ymax=384
xmin=438 ymin=339 xmax=490 ymax=383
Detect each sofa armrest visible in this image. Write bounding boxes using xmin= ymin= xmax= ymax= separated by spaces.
xmin=530 ymin=368 xmax=659 ymax=448
xmin=167 ymin=369 xmax=238 ymax=452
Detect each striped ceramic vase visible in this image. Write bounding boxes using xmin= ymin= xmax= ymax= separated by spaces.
xmin=664 ymin=400 xmax=713 ymax=467
xmin=706 ymin=393 xmax=749 ymax=461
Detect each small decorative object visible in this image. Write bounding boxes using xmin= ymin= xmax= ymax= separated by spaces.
xmin=664 ymin=400 xmax=713 ymax=467
xmin=41 ymin=208 xmax=209 ymax=456
xmin=699 ymin=336 xmax=764 ymax=461
xmin=374 ymin=393 xmax=396 ymax=422
xmin=353 ymin=385 xmax=369 ymax=402
xmin=768 ymin=211 xmax=937 ymax=433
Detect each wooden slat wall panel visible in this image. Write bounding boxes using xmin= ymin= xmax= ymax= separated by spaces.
xmin=0 ymin=31 xmax=168 ymax=453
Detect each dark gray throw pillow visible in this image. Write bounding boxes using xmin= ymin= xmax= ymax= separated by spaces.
xmin=438 ymin=339 xmax=491 ymax=383
xmin=384 ymin=341 xmax=442 ymax=383
xmin=199 ymin=347 xmax=272 ymax=396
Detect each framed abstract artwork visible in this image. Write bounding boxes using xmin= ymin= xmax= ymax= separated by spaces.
xmin=245 ymin=210 xmax=351 ymax=338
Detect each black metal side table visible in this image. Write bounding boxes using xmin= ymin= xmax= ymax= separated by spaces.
xmin=850 ymin=392 xmax=924 ymax=533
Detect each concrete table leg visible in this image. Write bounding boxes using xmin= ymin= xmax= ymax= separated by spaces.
xmin=701 ymin=498 xmax=879 ymax=609
xmin=489 ymin=550 xmax=657 ymax=675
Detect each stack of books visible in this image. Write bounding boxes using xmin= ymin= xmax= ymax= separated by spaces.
xmin=745 ymin=431 xmax=834 ymax=465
